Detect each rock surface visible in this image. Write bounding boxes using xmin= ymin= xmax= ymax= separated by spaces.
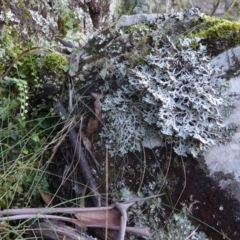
xmin=204 ymin=46 xmax=240 ymax=201
xmin=132 ymin=0 xmax=239 ymax=17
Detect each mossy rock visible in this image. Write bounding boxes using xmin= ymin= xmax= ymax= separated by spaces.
xmin=5 ymin=50 xmax=68 ymax=103
xmin=191 ymin=16 xmax=240 ymax=55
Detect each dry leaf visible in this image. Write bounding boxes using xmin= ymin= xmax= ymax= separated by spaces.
xmin=40 ymin=191 xmax=52 ymax=206
xmin=82 ymin=133 xmax=93 ymax=151
xmin=75 ymin=208 xmax=121 ymax=227
xmin=82 ymin=135 xmax=99 ymax=167
xmin=73 ymin=208 xmax=150 ymax=237
xmin=86 ymin=117 xmax=99 ymax=136
xmin=80 ymin=184 xmax=88 ymax=208
xmin=91 ymin=92 xmax=102 ymax=119
xmin=86 ymin=93 xmax=102 ymax=136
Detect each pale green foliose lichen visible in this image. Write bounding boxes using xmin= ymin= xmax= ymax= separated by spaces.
xmin=95 ymin=8 xmax=233 ymax=157
xmin=98 ymin=35 xmax=231 ymax=157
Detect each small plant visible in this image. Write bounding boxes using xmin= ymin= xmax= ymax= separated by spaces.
xmin=117 ymin=0 xmax=137 ymax=16
xmin=0 ymin=81 xmax=61 ymax=208
xmin=0 ymin=23 xmax=66 ymax=211
xmin=2 ymin=77 xmax=29 ymax=122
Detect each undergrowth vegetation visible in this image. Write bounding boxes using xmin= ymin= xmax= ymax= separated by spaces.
xmin=0 ymin=76 xmax=63 ymax=209
xmin=0 ymin=1 xmax=240 ymax=239
xmin=0 ymin=13 xmax=67 ymax=212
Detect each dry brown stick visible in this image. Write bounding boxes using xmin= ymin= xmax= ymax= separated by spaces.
xmin=105 ymin=149 xmax=109 ymax=240
xmin=115 ymin=201 xmax=135 ymax=240
xmin=0 ymin=195 xmax=164 ymax=238
xmin=0 ymin=207 xmax=115 ymax=215
xmin=210 ymin=0 xmax=221 ymax=16
xmin=54 ymin=100 xmax=101 ymax=207
xmin=114 ymin=195 xmax=162 ymax=239
xmin=0 ymin=213 xmax=150 ymax=237
xmin=0 ymin=195 xmax=163 ymax=217
xmin=28 ymin=220 xmax=94 ymax=240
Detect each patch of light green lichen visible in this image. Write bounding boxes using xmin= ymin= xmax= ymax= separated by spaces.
xmin=115 ymin=188 xmax=209 ymax=240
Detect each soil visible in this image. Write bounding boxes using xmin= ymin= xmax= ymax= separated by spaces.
xmin=46 ymin=139 xmax=240 ymax=240
xmin=163 ymin=152 xmax=240 ymax=240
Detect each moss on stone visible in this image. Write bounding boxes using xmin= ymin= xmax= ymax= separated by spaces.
xmin=191 ymin=16 xmax=240 ymax=55
xmin=117 ymin=0 xmax=137 ymax=16
xmin=57 ymin=12 xmax=71 ymax=37
xmin=57 ymin=10 xmax=79 ymax=38
xmin=125 ymin=22 xmax=150 ymax=34
xmin=45 ymin=52 xmax=68 ymax=75
xmin=0 ymin=30 xmax=67 ymax=100
xmin=16 ymin=0 xmax=32 ymax=22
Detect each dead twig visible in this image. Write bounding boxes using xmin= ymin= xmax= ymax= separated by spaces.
xmin=210 ymin=0 xmax=221 ymax=16
xmin=0 ymin=195 xmax=163 ymax=238
xmin=30 ymin=220 xmax=94 ymax=240
xmin=115 ymin=201 xmax=135 ymax=240
xmin=54 ymin=100 xmax=101 ymax=207
xmin=105 ymin=149 xmax=109 ymax=240
xmin=0 ymin=208 xmax=144 ymax=237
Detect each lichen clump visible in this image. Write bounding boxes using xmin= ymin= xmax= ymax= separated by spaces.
xmin=89 ymin=8 xmax=232 ymax=157
xmin=100 ymin=37 xmax=230 ymax=157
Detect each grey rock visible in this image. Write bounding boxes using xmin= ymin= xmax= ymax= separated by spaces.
xmin=203 ymin=45 xmax=240 ymax=201
xmin=117 ymin=13 xmax=160 ymax=28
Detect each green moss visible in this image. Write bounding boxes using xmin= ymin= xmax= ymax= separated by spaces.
xmin=0 ymin=27 xmax=67 ymax=99
xmin=57 ymin=12 xmax=71 ymax=37
xmin=118 ymin=0 xmax=137 ymax=16
xmin=45 ymin=52 xmax=68 ymax=75
xmin=191 ymin=16 xmax=240 ymax=55
xmin=16 ymin=0 xmax=32 ymax=22
xmin=57 ymin=10 xmax=79 ymax=37
xmin=195 ymin=16 xmax=240 ymax=37
xmin=125 ymin=23 xmax=150 ymax=34
xmin=7 ymin=51 xmax=67 ymax=85
xmin=1 ymin=26 xmax=20 ymax=58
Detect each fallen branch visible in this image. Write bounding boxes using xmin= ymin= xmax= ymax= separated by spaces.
xmin=0 ymin=213 xmax=149 ymax=237
xmin=0 ymin=195 xmax=163 ymax=238
xmin=115 ymin=201 xmax=135 ymax=240
xmin=54 ymin=100 xmax=101 ymax=207
xmin=29 ymin=220 xmax=95 ymax=240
